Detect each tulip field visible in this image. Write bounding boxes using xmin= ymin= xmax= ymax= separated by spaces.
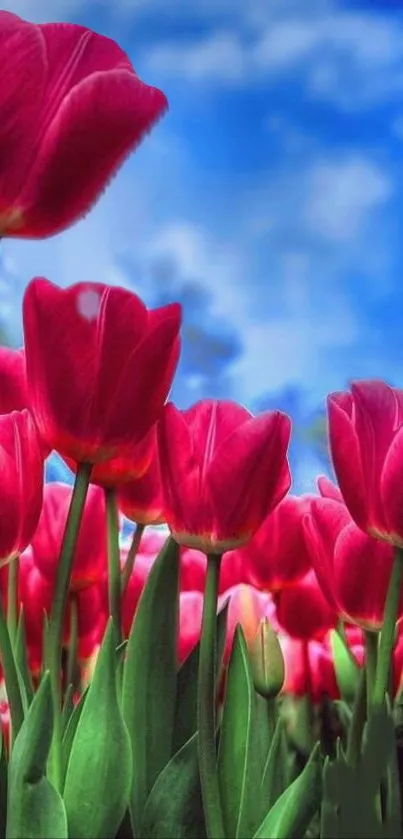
xmin=0 ymin=8 xmax=403 ymax=839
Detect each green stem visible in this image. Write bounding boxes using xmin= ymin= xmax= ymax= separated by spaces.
xmin=0 ymin=595 xmax=24 ymax=743
xmin=373 ymin=547 xmax=403 ymax=708
xmin=346 ymin=665 xmax=367 ymax=769
xmin=46 ymin=462 xmax=92 ymax=791
xmin=197 ymin=553 xmax=225 ymax=839
xmin=7 ymin=556 xmax=19 ymax=649
xmin=121 ymin=523 xmax=145 ymax=595
xmin=365 ymin=631 xmax=378 ymax=711
xmin=105 ymin=488 xmax=122 ymax=643
xmin=66 ymin=594 xmax=78 ymax=691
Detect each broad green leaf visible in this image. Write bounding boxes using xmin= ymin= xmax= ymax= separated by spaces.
xmin=218 ymin=625 xmax=259 ymax=838
xmin=172 ymin=602 xmax=228 ymax=755
xmin=260 ymin=716 xmax=289 ymax=814
xmin=330 ymin=630 xmax=360 ymax=703
xmin=122 ymin=537 xmax=180 ymax=833
xmin=253 ymin=743 xmax=322 ymax=839
xmin=141 ymin=733 xmax=206 ymax=839
xmin=64 ymin=620 xmax=132 ymax=839
xmin=6 ymin=672 xmax=68 ymax=839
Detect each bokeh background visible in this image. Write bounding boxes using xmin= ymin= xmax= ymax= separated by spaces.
xmin=1 ymin=0 xmax=402 ymax=491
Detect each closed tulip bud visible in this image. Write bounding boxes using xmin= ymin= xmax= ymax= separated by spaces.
xmin=250 ymin=617 xmax=285 ymax=699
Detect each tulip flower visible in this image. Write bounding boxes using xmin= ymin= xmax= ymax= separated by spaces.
xmin=121 ymin=551 xmax=155 ymax=639
xmin=0 ymin=347 xmax=28 ymax=412
xmin=0 ymin=11 xmax=167 ymax=239
xmin=218 ymin=583 xmax=275 ymax=665
xmin=158 ymin=399 xmax=291 ymax=553
xmin=317 ymin=475 xmax=343 ymax=503
xmin=179 ymin=548 xmax=251 ymax=595
xmin=18 ymin=546 xmax=52 ymax=677
xmin=282 ymin=627 xmax=364 ymax=704
xmin=327 ymin=380 xmax=403 ymax=546
xmin=234 ymin=495 xmax=313 ymax=592
xmin=304 ymin=497 xmax=403 ymax=631
xmin=0 ymin=410 xmax=44 ymax=564
xmin=31 ymin=482 xmax=109 ymax=591
xmin=117 ymin=428 xmax=166 ymax=521
xmin=23 ymin=278 xmax=181 ymax=465
xmin=178 ymin=591 xmax=204 ymax=664
xmin=274 ymin=569 xmax=338 ymax=641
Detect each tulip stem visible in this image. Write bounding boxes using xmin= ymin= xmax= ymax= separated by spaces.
xmin=346 ymin=665 xmax=367 ymax=768
xmin=7 ymin=556 xmax=19 ymax=649
xmin=46 ymin=461 xmax=92 ymax=792
xmin=373 ymin=547 xmax=403 ymax=708
xmin=198 ymin=552 xmax=225 ymax=839
xmin=365 ymin=631 xmax=378 ymax=710
xmin=121 ymin=523 xmax=145 ymax=595
xmin=66 ymin=594 xmax=79 ymax=692
xmin=0 ymin=595 xmax=24 ymax=742
xmin=105 ymin=489 xmax=122 ymax=644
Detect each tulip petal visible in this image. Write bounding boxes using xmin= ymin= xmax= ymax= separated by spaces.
xmin=351 ymin=380 xmax=402 ymax=527
xmin=208 ymin=411 xmax=291 ymax=542
xmin=0 ymin=14 xmax=46 ymax=209
xmin=317 ymin=475 xmax=343 ymax=503
xmin=333 ymin=522 xmax=399 ymax=629
xmin=380 ymin=424 xmax=403 ymax=545
xmin=105 ymin=307 xmax=181 ymax=447
xmin=304 ymin=498 xmax=351 ymax=612
xmin=158 ymin=404 xmax=206 ymax=539
xmin=327 ymin=393 xmax=368 ymax=531
xmin=19 ymin=71 xmax=167 ymax=237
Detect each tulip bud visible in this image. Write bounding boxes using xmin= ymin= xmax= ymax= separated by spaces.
xmin=250 ymin=617 xmax=285 ymax=699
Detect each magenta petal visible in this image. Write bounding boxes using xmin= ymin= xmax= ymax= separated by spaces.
xmin=327 ymin=393 xmax=368 ymax=532
xmin=304 ymin=498 xmax=351 ymax=612
xmin=208 ymin=410 xmax=291 ymax=542
xmin=158 ymin=404 xmax=207 ymax=539
xmin=0 ymin=15 xmax=45 ymax=207
xmin=317 ymin=475 xmax=343 ymax=503
xmin=380 ymin=425 xmax=403 ymax=545
xmin=334 ymin=523 xmax=400 ymax=629
xmin=19 ymin=71 xmax=167 ymax=237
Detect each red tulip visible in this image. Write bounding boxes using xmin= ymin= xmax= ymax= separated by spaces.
xmin=118 ymin=428 xmax=165 ymax=521
xmin=0 ymin=347 xmax=28 ymax=412
xmin=23 ymin=278 xmax=181 ymax=466
xmin=65 ymin=427 xmax=157 ymax=489
xmin=328 ymin=380 xmax=403 ymax=546
xmin=0 ymin=410 xmax=44 ymax=564
xmin=304 ymin=496 xmax=403 ymax=631
xmin=121 ymin=551 xmax=155 ymax=638
xmin=158 ymin=400 xmax=291 ymax=553
xmin=66 ymin=583 xmax=108 ymax=663
xmin=31 ymin=482 xmax=109 ymax=591
xmin=0 ymin=11 xmax=167 ymax=239
xmin=234 ymin=495 xmax=313 ymax=593
xmin=274 ymin=570 xmax=338 ymax=641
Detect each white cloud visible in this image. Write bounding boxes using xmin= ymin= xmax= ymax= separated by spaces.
xmin=303 ymin=156 xmax=392 ymax=241
xmin=146 ymin=31 xmax=247 ymax=82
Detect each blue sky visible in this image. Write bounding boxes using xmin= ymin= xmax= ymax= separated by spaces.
xmin=2 ymin=0 xmax=403 ymax=491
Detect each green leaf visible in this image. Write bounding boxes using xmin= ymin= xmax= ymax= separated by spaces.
xmin=172 ymin=602 xmax=228 ymax=755
xmin=253 ymin=743 xmax=323 ymax=839
xmin=330 ymin=630 xmax=360 ymax=703
xmin=63 ymin=620 xmax=132 ymax=839
xmin=261 ymin=716 xmax=289 ymax=813
xmin=320 ymin=702 xmax=402 ymax=839
xmin=6 ymin=672 xmax=68 ymax=839
xmin=15 ymin=609 xmax=34 ymax=709
xmin=122 ymin=537 xmax=180 ymax=833
xmin=218 ymin=625 xmax=260 ymax=838
xmin=60 ymin=685 xmax=87 ymax=790
xmin=0 ymin=730 xmax=7 ymax=839
xmin=60 ymin=684 xmax=74 ymax=736
xmin=141 ymin=733 xmax=206 ymax=839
